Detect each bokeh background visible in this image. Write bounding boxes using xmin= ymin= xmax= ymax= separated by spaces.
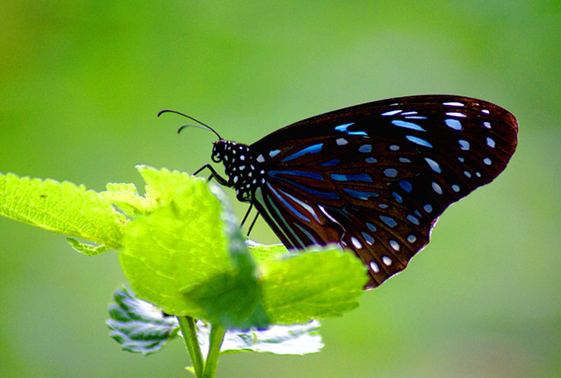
xmin=1 ymin=1 xmax=559 ymax=377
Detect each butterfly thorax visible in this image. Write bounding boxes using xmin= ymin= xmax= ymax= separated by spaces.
xmin=212 ymin=140 xmax=267 ymax=202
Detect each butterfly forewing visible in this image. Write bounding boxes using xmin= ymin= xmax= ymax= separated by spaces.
xmin=217 ymin=95 xmax=518 ymax=289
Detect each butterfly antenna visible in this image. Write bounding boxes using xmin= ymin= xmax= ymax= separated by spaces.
xmin=158 ymin=109 xmax=222 ymax=140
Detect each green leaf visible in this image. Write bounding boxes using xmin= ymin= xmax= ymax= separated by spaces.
xmin=120 ymin=180 xmax=226 ymax=319
xmin=197 ymin=321 xmax=323 ymax=356
xmin=137 ymin=164 xmax=197 ymax=207
xmin=107 ymin=286 xmax=180 ymax=355
xmin=0 ymin=172 xmax=124 ymax=249
xmin=100 ymin=183 xmax=148 ymax=216
xmin=246 ymin=240 xmax=288 ymax=265
xmin=120 ymin=174 xmax=264 ymax=329
xmin=184 ymin=268 xmax=268 ymax=330
xmin=186 ymin=185 xmax=268 ymax=329
xmin=260 ymin=246 xmax=368 ymax=324
xmin=101 ymin=166 xmax=199 ymax=216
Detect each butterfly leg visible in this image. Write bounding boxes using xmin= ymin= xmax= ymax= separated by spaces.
xmin=240 ymin=203 xmax=260 ymax=236
xmin=246 ymin=213 xmax=260 ymax=236
xmin=193 ymin=164 xmax=231 ymax=187
xmin=241 ymin=203 xmax=254 ymax=226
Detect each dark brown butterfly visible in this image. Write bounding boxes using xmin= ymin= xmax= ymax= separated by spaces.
xmin=164 ymin=95 xmax=518 ymax=289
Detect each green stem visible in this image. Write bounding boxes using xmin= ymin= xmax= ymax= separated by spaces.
xmin=178 ymin=316 xmax=205 ymax=377
xmin=202 ymin=324 xmax=226 ymax=378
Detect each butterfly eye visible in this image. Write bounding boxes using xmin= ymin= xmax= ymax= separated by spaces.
xmin=211 ymin=142 xmax=226 ymax=163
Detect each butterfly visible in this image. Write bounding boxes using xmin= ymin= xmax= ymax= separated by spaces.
xmin=161 ymin=95 xmax=518 ymax=289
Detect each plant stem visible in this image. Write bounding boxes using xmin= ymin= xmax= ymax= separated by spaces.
xmin=202 ymin=324 xmax=226 ymax=378
xmin=178 ymin=316 xmax=204 ymax=377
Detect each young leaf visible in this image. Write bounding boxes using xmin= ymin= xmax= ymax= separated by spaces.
xmin=197 ymin=321 xmax=323 ymax=356
xmin=100 ymin=183 xmax=149 ymax=216
xmin=119 ymin=180 xmax=228 ymax=319
xmin=186 ymin=185 xmax=268 ymax=329
xmin=245 ymin=240 xmax=288 ymax=265
xmin=120 ymin=172 xmax=265 ymax=329
xmin=107 ymin=286 xmax=179 ymax=355
xmin=0 ymin=172 xmax=124 ymax=249
xmin=259 ymin=247 xmax=368 ymax=324
xmin=137 ymin=164 xmax=198 ymax=207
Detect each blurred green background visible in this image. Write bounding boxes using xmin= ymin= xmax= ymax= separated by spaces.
xmin=1 ymin=1 xmax=559 ymax=377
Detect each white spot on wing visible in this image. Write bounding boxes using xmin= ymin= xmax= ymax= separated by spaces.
xmin=446 ymin=112 xmax=467 ymax=118
xmin=381 ymin=109 xmax=402 ymax=116
xmin=382 ymin=256 xmax=392 ymax=266
xmin=443 ymin=101 xmax=465 ymax=107
xmin=351 ymin=237 xmax=362 ymax=249
xmin=389 ymin=240 xmax=400 ymax=251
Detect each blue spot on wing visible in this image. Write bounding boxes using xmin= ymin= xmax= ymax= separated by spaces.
xmin=384 ymin=168 xmax=398 ymax=178
xmin=321 ymin=159 xmax=339 ymax=167
xmin=445 ymin=118 xmax=462 ymax=130
xmin=366 ymin=222 xmax=377 ymax=232
xmin=330 ymin=173 xmax=372 ymax=183
xmin=281 ymin=143 xmax=323 ymax=162
xmin=268 ymin=185 xmax=310 ymax=222
xmin=334 ymin=123 xmax=354 ymax=132
xmin=335 ymin=122 xmax=367 ymax=136
xmin=399 ymin=179 xmax=413 ymax=192
xmin=406 ymin=135 xmax=433 ymax=148
xmin=268 ymin=172 xmax=339 ymax=200
xmin=342 ymin=188 xmax=378 ymax=200
xmin=359 ymin=144 xmax=372 ymax=153
xmin=380 ymin=216 xmax=397 ymax=228
xmin=391 ymin=120 xmax=426 ymax=132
